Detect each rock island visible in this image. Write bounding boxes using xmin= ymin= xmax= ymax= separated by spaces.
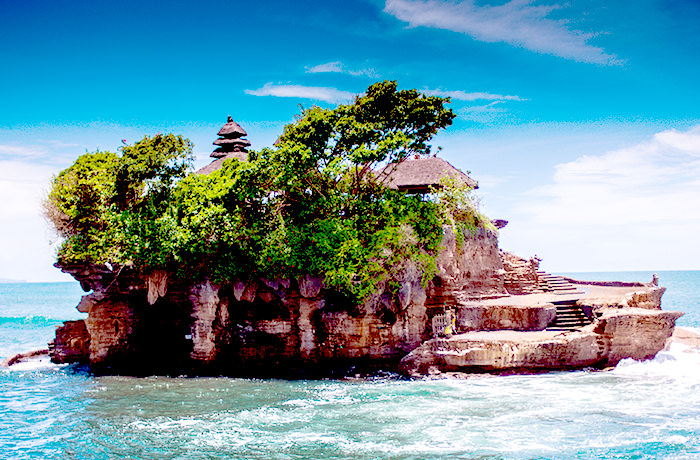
xmin=41 ymin=82 xmax=683 ymax=377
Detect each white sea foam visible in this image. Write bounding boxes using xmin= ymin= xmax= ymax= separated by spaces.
xmin=613 ymin=341 xmax=700 ymax=381
xmin=3 ymin=355 xmax=58 ymax=372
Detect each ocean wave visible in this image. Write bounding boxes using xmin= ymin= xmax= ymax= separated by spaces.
xmin=612 ymin=341 xmax=700 ymax=381
xmin=0 ymin=316 xmax=67 ymax=328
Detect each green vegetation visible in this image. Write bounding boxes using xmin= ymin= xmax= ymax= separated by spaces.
xmin=44 ymin=81 xmax=492 ymax=300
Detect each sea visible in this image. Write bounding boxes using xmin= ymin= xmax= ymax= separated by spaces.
xmin=1 ymin=271 xmax=700 ymax=460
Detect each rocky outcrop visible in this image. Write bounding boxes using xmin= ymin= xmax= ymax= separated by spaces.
xmin=1 ymin=348 xmax=50 ymax=367
xmin=624 ymin=287 xmax=667 ymax=310
xmin=501 ymin=252 xmax=541 ymax=295
xmin=49 ymin=320 xmax=90 ymax=364
xmin=576 ymin=287 xmax=667 ymax=313
xmin=48 ymin=229 xmax=682 ymax=378
xmin=400 ymin=330 xmax=604 ymax=375
xmin=83 ymin=297 xmax=136 ymax=365
xmin=593 ymin=308 xmax=683 ymax=366
xmin=48 ymin=226 xmax=501 ymax=376
xmin=400 ymin=286 xmax=684 ymax=376
xmin=427 ymin=227 xmax=504 ymax=304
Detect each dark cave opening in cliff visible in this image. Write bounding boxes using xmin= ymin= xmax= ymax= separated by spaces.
xmin=229 ymin=295 xmax=291 ymax=322
xmin=126 ymin=295 xmax=194 ymax=375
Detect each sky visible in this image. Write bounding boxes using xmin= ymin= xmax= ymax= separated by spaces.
xmin=1 ymin=0 xmax=700 ymax=282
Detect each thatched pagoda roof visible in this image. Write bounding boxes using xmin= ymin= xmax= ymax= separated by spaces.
xmin=217 ymin=116 xmax=247 ymax=138
xmin=197 ymin=116 xmax=251 ymax=173
xmin=213 ymin=138 xmax=251 ymax=147
xmin=377 ymin=156 xmax=478 ymax=193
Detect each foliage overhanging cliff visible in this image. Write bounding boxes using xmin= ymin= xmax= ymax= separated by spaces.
xmin=44 ymin=81 xmax=494 ymax=300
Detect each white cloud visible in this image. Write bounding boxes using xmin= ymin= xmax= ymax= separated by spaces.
xmin=306 ymin=61 xmax=379 ymax=78
xmin=527 ymin=126 xmax=700 ymax=226
xmin=245 ymin=83 xmax=356 ymax=104
xmin=508 ymin=126 xmax=700 ymax=271
xmin=307 ymin=61 xmax=345 ymax=74
xmin=422 ymin=88 xmax=523 ymax=122
xmin=423 ymin=88 xmax=523 ymax=101
xmin=384 ymin=0 xmax=621 ymax=65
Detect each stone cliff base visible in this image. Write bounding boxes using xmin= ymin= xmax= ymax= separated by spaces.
xmin=400 ymin=308 xmax=683 ymax=376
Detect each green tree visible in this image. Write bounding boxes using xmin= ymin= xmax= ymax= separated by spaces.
xmin=45 ymin=134 xmax=193 ymax=266
xmin=45 ymin=81 xmax=489 ymax=301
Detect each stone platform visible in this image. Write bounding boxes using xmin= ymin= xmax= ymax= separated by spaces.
xmin=401 ymin=281 xmax=684 ymax=376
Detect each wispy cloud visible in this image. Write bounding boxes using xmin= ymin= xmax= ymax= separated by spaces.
xmin=423 ymin=88 xmax=523 ymax=122
xmin=384 ymin=0 xmax=621 ymax=65
xmin=245 ymin=83 xmax=355 ymax=104
xmin=306 ymin=61 xmax=379 ymax=78
xmin=423 ymin=88 xmax=523 ymax=102
xmin=0 ymin=144 xmax=48 ymax=158
xmin=458 ymin=101 xmax=508 ymax=123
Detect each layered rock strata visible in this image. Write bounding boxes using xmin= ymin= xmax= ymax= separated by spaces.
xmin=50 ymin=228 xmax=507 ymax=376
xmin=399 ymin=286 xmax=683 ymax=376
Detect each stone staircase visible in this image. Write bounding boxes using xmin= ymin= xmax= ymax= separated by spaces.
xmin=537 ymin=271 xmax=585 ymax=295
xmin=546 ymin=299 xmax=593 ymax=331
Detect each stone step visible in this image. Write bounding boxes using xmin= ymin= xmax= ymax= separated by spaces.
xmin=553 ymin=312 xmax=588 ymax=317
xmin=546 ymin=301 xmax=593 ymax=330
xmin=537 ymin=271 xmax=585 ymax=295
xmin=555 ymin=318 xmax=586 ymax=324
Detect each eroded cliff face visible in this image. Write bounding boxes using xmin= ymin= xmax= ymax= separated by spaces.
xmin=48 ymin=228 xmax=682 ymax=377
xmin=427 ymin=227 xmax=505 ymax=304
xmin=50 ymin=227 xmax=505 ymax=376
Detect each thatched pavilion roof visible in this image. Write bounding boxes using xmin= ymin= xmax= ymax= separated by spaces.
xmin=376 ymin=156 xmax=478 ymax=193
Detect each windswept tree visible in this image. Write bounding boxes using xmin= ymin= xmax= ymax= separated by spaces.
xmin=264 ymin=80 xmax=456 ymax=209
xmin=44 ymin=134 xmax=193 ymax=265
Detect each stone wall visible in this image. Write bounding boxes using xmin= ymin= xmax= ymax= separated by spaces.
xmin=456 ymin=304 xmax=556 ymax=332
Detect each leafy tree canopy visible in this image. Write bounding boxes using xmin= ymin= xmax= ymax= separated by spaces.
xmin=45 ymin=81 xmax=491 ymax=300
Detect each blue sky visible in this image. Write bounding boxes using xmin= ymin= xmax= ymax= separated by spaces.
xmin=2 ymin=0 xmax=700 ymax=281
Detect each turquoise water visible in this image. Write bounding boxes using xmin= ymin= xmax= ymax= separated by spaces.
xmin=1 ymin=272 xmax=699 ymax=459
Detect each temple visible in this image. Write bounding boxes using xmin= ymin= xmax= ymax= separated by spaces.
xmin=196 ymin=116 xmax=251 ymax=175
